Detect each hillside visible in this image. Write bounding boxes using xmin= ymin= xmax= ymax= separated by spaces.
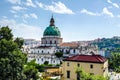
xmin=91 ymin=36 xmax=120 ymax=51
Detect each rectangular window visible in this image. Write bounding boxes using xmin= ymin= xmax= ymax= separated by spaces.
xmin=67 ymin=70 xmax=70 ymax=78
xmin=90 ymin=64 xmax=93 ymax=69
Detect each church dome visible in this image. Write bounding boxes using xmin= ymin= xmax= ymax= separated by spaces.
xmin=43 ymin=16 xmax=61 ymax=37
xmin=43 ymin=26 xmax=61 ymax=36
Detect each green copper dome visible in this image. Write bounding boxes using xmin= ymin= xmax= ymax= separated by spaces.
xmin=43 ymin=16 xmax=61 ymax=37
xmin=43 ymin=26 xmax=61 ymax=36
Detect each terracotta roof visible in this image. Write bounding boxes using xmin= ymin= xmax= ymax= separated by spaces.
xmin=59 ymin=43 xmax=79 ymax=47
xmin=63 ymin=55 xmax=107 ymax=63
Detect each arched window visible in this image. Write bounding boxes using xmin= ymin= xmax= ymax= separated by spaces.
xmin=73 ymin=49 xmax=76 ymax=53
xmin=42 ymin=50 xmax=43 ymax=53
xmin=41 ymin=58 xmax=43 ymax=62
xmin=54 ymin=41 xmax=56 ymax=44
xmin=50 ymin=41 xmax=52 ymax=44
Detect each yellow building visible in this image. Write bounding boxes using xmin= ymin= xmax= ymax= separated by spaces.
xmin=62 ymin=55 xmax=108 ymax=80
xmin=42 ymin=66 xmax=62 ymax=79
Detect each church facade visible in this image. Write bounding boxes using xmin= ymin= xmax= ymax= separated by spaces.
xmin=26 ymin=16 xmax=98 ymax=65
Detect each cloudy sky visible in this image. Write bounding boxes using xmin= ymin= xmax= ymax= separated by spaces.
xmin=0 ymin=0 xmax=120 ymax=42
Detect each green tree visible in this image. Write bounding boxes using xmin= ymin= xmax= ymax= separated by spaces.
xmin=55 ymin=52 xmax=63 ymax=59
xmin=76 ymin=67 xmax=107 ymax=80
xmin=23 ymin=65 xmax=39 ymax=80
xmin=55 ymin=52 xmax=63 ymax=65
xmin=27 ymin=59 xmax=45 ymax=72
xmin=108 ymin=51 xmax=120 ymax=72
xmin=24 ymin=60 xmax=40 ymax=80
xmin=0 ymin=39 xmax=27 ymax=80
xmin=0 ymin=26 xmax=27 ymax=80
xmin=0 ymin=26 xmax=13 ymax=40
xmin=14 ymin=37 xmax=24 ymax=48
xmin=44 ymin=61 xmax=49 ymax=65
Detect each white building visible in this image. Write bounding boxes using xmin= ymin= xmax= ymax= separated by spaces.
xmin=25 ymin=16 xmax=99 ymax=65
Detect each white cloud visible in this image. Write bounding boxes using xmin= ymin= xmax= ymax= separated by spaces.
xmin=10 ymin=10 xmax=17 ymax=13
xmin=36 ymin=1 xmax=74 ymax=14
xmin=107 ymin=0 xmax=119 ymax=8
xmin=102 ymin=7 xmax=114 ymax=17
xmin=0 ymin=19 xmax=42 ymax=39
xmin=30 ymin=13 xmax=38 ymax=19
xmin=80 ymin=7 xmax=114 ymax=18
xmin=26 ymin=0 xmax=36 ymax=7
xmin=36 ymin=1 xmax=44 ymax=8
xmin=22 ymin=13 xmax=38 ymax=19
xmin=7 ymin=0 xmax=21 ymax=4
xmin=80 ymin=9 xmax=100 ymax=16
xmin=11 ymin=6 xmax=26 ymax=11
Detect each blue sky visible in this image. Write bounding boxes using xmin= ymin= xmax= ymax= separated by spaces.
xmin=0 ymin=0 xmax=120 ymax=42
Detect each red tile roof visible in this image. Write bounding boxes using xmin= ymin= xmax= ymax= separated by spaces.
xmin=59 ymin=43 xmax=79 ymax=47
xmin=63 ymin=55 xmax=107 ymax=63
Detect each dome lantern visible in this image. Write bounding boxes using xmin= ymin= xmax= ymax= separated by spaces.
xmin=50 ymin=15 xmax=55 ymax=26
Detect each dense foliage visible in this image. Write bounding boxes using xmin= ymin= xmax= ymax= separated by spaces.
xmin=24 ymin=60 xmax=39 ymax=80
xmin=55 ymin=52 xmax=63 ymax=59
xmin=0 ymin=26 xmax=27 ymax=80
xmin=0 ymin=26 xmax=13 ymax=40
xmin=0 ymin=26 xmax=41 ymax=80
xmin=108 ymin=51 xmax=120 ymax=73
xmin=26 ymin=59 xmax=45 ymax=72
xmin=14 ymin=37 xmax=24 ymax=49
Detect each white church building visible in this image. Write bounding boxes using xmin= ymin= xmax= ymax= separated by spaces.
xmin=24 ymin=16 xmax=99 ymax=65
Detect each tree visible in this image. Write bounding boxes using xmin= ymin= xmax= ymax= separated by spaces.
xmin=55 ymin=52 xmax=63 ymax=59
xmin=0 ymin=26 xmax=27 ymax=80
xmin=108 ymin=51 xmax=120 ymax=72
xmin=23 ymin=65 xmax=39 ymax=80
xmin=14 ymin=37 xmax=24 ymax=48
xmin=0 ymin=39 xmax=27 ymax=80
xmin=44 ymin=61 xmax=49 ymax=65
xmin=27 ymin=59 xmax=45 ymax=72
xmin=0 ymin=26 xmax=13 ymax=40
xmin=76 ymin=67 xmax=107 ymax=80
xmin=55 ymin=52 xmax=63 ymax=65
